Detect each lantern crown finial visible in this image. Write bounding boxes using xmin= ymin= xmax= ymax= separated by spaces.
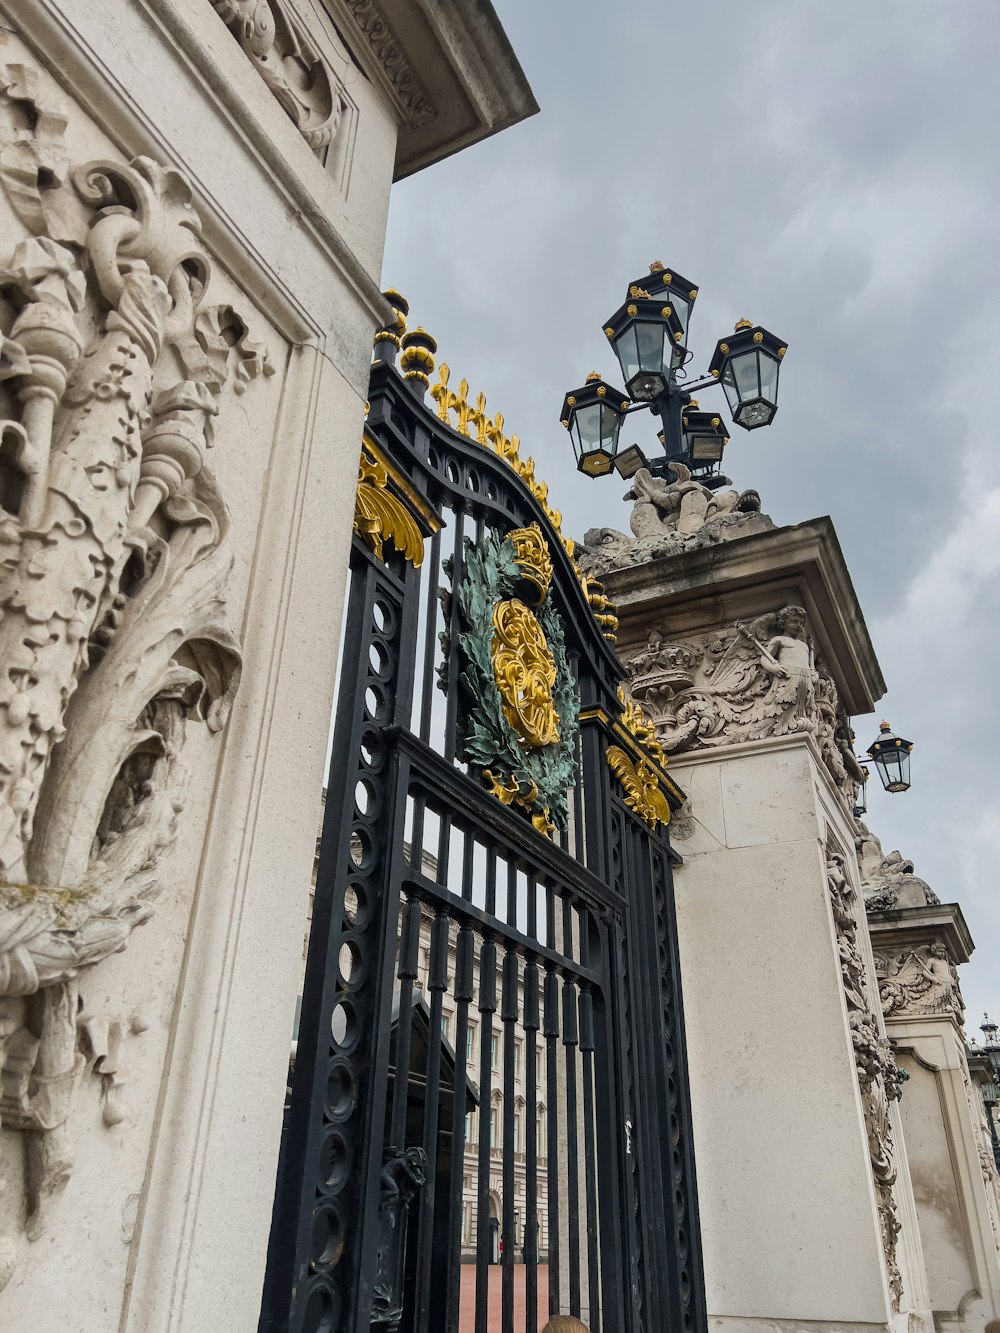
xmin=649 ymin=260 xmax=665 ymax=272
xmin=734 ymin=317 xmax=753 ymax=331
xmin=879 ymin=720 xmax=892 ymax=732
xmin=586 ymin=371 xmax=602 ymax=383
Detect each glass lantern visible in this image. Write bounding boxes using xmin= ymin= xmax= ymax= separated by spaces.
xmin=866 ymin=721 xmax=913 ymax=793
xmin=708 ymin=321 xmax=787 ymax=430
xmin=560 ymin=374 xmax=629 ymax=477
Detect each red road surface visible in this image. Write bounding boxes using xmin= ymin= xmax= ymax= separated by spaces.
xmin=458 ymin=1264 xmax=550 ymax=1332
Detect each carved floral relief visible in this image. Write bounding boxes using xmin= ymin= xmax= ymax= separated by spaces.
xmin=873 ymin=945 xmax=964 ymax=1022
xmin=827 ymin=844 xmax=904 ymax=1309
xmin=0 ymin=62 xmax=274 ymax=1265
xmin=621 ymin=604 xmax=865 ymax=810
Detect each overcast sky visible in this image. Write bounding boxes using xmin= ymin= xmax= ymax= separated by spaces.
xmin=381 ymin=0 xmax=999 ymax=1030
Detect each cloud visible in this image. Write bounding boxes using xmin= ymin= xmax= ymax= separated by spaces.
xmin=380 ymin=0 xmax=1000 ymax=1020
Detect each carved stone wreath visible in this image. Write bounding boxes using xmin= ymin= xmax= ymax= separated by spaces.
xmin=446 ymin=524 xmax=578 ymax=833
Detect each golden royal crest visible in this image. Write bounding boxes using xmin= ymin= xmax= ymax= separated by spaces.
xmin=491 ymin=598 xmax=560 ymax=749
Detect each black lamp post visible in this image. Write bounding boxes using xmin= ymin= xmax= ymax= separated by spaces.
xmin=866 ymin=721 xmax=913 ymax=794
xmin=561 ymin=261 xmax=787 ymax=484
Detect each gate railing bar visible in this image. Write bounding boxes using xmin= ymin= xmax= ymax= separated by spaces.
xmin=580 ymin=981 xmax=601 ymax=1330
xmin=442 ymin=505 xmax=465 ymax=765
xmin=523 ymin=955 xmax=541 ymax=1333
xmin=544 ymin=965 xmax=561 ymax=1317
xmin=562 ymin=957 xmax=582 ymax=1318
xmin=474 ymin=936 xmax=498 ymax=1332
xmin=417 ymin=526 xmax=442 ymax=745
xmin=446 ymin=923 xmax=476 ymax=1327
xmin=414 ymin=907 xmax=449 ymax=1332
xmin=400 ymin=866 xmax=601 ymax=984
xmin=394 ymin=732 xmax=622 ymax=914
xmin=390 ymin=893 xmax=421 ymax=1151
xmin=501 ymin=944 xmax=518 ymax=1331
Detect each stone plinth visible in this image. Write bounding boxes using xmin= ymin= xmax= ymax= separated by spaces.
xmin=601 ymin=517 xmax=930 ymax=1333
xmin=868 ymin=901 xmax=1000 ymax=1331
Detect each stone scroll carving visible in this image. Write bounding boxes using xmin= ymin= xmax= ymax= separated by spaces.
xmin=0 ymin=63 xmax=272 ymax=1266
xmin=874 ymin=945 xmax=964 ymax=1021
xmin=342 ymin=0 xmax=436 ymax=127
xmin=575 ymin=463 xmax=772 ymax=578
xmin=209 ymin=0 xmax=346 ymax=148
xmin=622 ymin=605 xmax=865 ymax=810
xmin=827 ymin=845 xmax=904 ymax=1309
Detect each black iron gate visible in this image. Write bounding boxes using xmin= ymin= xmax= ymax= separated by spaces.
xmin=260 ymin=301 xmax=707 ymax=1333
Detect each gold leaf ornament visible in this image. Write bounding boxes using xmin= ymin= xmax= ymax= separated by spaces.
xmin=606 ymin=745 xmax=671 ymax=829
xmin=353 ymin=451 xmax=424 ymax=566
xmin=491 ymin=599 xmax=560 ymax=749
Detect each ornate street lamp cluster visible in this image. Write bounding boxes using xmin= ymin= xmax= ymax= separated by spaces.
xmin=562 ymin=261 xmax=914 ymax=800
xmin=560 ymin=261 xmax=787 ymax=484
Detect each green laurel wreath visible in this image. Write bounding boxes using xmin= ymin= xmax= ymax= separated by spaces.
xmin=443 ymin=528 xmax=579 ymax=830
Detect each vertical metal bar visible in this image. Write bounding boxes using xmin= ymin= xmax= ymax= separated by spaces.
xmin=544 ymin=965 xmax=561 ymax=1317
xmin=446 ymin=925 xmax=476 ymax=1327
xmin=501 ymin=946 xmax=519 ymax=1332
xmin=562 ymin=968 xmax=581 ymax=1318
xmin=523 ymin=958 xmax=541 ymax=1333
xmin=390 ymin=893 xmax=422 ymax=1150
xmin=475 ymin=937 xmax=498 ymax=1332
xmin=580 ymin=983 xmax=601 ymax=1331
xmin=415 ymin=910 xmax=450 ymax=1331
xmin=418 ymin=526 xmax=443 ymax=744
xmin=442 ymin=507 xmax=466 ymax=764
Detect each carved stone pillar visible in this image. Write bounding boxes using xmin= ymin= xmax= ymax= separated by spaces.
xmin=598 ymin=514 xmax=932 ymax=1333
xmin=868 ymin=892 xmax=1000 ymax=1331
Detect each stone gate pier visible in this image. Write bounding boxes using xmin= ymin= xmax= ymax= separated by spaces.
xmin=582 ymin=468 xmax=999 ymax=1333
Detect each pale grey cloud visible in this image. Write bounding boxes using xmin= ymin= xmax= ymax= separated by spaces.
xmin=381 ymin=0 xmax=1000 ymax=1022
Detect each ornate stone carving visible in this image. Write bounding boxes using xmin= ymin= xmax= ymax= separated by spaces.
xmin=622 ymin=606 xmax=864 ymax=808
xmin=209 ymin=0 xmax=346 ymax=148
xmin=963 ymin=1062 xmax=1000 ymax=1247
xmin=341 ymin=0 xmax=436 ymax=127
xmin=0 ymin=65 xmax=273 ymax=1263
xmin=575 ymin=462 xmax=772 ymax=578
xmin=856 ymin=822 xmax=940 ymax=911
xmin=874 ymin=944 xmax=964 ymax=1020
xmin=827 ymin=845 xmax=904 ymax=1308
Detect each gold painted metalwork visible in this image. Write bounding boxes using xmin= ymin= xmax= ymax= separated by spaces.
xmin=734 ymin=317 xmax=752 ymax=330
xmin=483 ymin=770 xmax=554 ymax=834
xmin=629 ymin=284 xmax=651 ymax=298
xmin=508 ymin=523 xmax=554 ymax=601
xmin=649 ymin=260 xmax=665 ymax=272
xmin=753 ymin=331 xmax=763 ymax=344
xmin=617 ymin=685 xmax=666 ymax=766
xmin=719 ymin=342 xmax=729 ymax=354
xmin=627 ymin=303 xmax=638 ymax=316
xmin=604 ymin=326 xmax=615 ymax=337
xmin=596 ymin=386 xmax=607 ymax=397
xmin=586 ymin=371 xmax=602 ymax=382
xmin=430 ymin=363 xmax=564 ymax=538
xmin=400 ymin=327 xmax=436 ymax=385
xmin=491 ymin=599 xmax=560 ymax=749
xmin=778 ymin=346 xmax=787 ymax=358
xmin=606 ymin=746 xmax=671 ymax=829
xmin=578 ymin=573 xmax=619 ymax=642
xmin=354 ymin=447 xmax=425 ymax=566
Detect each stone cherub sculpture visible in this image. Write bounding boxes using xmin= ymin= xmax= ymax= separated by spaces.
xmin=575 ymin=462 xmax=769 ymax=577
xmin=626 ymin=462 xmax=759 ymax=538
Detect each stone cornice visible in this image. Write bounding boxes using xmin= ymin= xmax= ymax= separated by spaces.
xmin=327 ymin=0 xmax=538 ymax=179
xmin=603 ymin=516 xmax=886 ymax=717
xmin=866 ymin=901 xmax=975 ymax=964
